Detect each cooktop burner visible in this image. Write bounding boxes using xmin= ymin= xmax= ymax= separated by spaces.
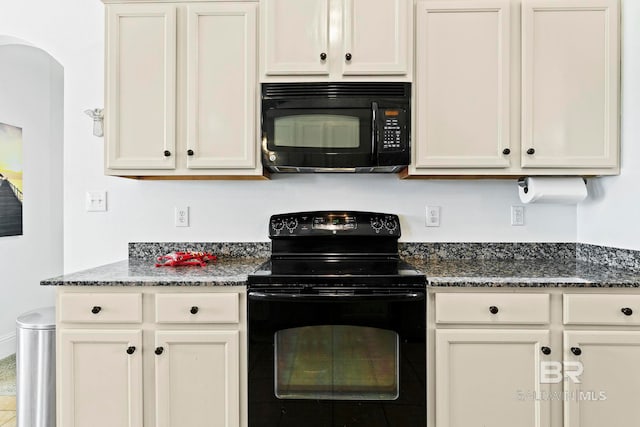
xmin=247 ymin=211 xmax=426 ymax=287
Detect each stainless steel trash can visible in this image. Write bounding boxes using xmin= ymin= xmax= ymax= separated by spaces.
xmin=16 ymin=307 xmax=56 ymax=427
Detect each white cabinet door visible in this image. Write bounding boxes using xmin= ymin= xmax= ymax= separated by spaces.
xmin=58 ymin=329 xmax=143 ymax=427
xmin=262 ymin=0 xmax=330 ymax=75
xmin=341 ymin=0 xmax=410 ymax=76
xmin=155 ymin=330 xmax=240 ymax=427
xmin=436 ymin=329 xmax=551 ymax=427
xmin=415 ymin=1 xmax=511 ymax=168
xmin=105 ymin=4 xmax=177 ymax=170
xmin=564 ymin=331 xmax=640 ymax=427
xmin=521 ymin=0 xmax=619 ymax=168
xmin=185 ymin=3 xmax=257 ymax=169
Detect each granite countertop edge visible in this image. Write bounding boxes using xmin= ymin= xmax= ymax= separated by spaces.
xmin=426 ymin=279 xmax=640 ymax=288
xmin=41 ymin=257 xmax=640 ymax=288
xmin=40 ymin=258 xmax=267 ymax=287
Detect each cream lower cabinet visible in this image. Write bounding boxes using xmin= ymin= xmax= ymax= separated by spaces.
xmin=155 ymin=331 xmax=239 ymax=427
xmin=59 ymin=329 xmax=144 ymax=427
xmin=563 ymin=331 xmax=640 ymax=427
xmin=433 ymin=292 xmax=551 ymax=427
xmin=563 ymin=293 xmax=640 ymax=427
xmin=431 ymin=289 xmax=640 ymax=427
xmin=57 ymin=288 xmax=245 ymax=427
xmin=436 ymin=329 xmax=551 ymax=427
xmin=103 ymin=1 xmax=261 ymax=178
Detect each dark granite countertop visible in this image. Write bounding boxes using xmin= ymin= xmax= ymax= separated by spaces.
xmin=41 ymin=241 xmax=640 ymax=288
xmin=414 ymin=259 xmax=640 ymax=288
xmin=40 ymin=257 xmax=268 ymax=287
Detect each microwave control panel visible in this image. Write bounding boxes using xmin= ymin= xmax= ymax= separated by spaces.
xmin=380 ymin=109 xmax=407 ymax=152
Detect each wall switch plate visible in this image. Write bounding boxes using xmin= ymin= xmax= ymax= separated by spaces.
xmin=175 ymin=206 xmax=189 ymax=227
xmin=86 ymin=191 xmax=107 ymax=212
xmin=511 ymin=205 xmax=525 ymax=226
xmin=426 ymin=206 xmax=441 ymax=227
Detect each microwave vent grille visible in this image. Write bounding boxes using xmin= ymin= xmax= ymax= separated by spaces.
xmin=262 ymin=82 xmax=410 ymax=99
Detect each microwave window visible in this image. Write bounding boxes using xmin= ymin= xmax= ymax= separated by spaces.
xmin=274 ymin=115 xmax=360 ymax=148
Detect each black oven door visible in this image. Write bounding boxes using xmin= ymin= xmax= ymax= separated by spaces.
xmin=262 ymin=104 xmax=375 ymax=169
xmin=248 ymin=287 xmax=426 ymax=427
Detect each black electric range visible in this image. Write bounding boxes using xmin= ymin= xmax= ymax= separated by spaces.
xmin=247 ymin=211 xmax=425 ymax=288
xmin=247 ymin=211 xmax=426 ymax=427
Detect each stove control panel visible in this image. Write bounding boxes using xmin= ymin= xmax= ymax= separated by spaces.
xmin=269 ymin=211 xmax=401 ymax=237
xmin=313 ymin=215 xmax=357 ymax=231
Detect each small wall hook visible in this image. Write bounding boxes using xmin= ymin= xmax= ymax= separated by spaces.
xmin=85 ymin=108 xmax=104 ymax=137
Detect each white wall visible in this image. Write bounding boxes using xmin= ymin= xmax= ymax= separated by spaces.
xmin=0 ymin=43 xmax=63 ymax=358
xmin=0 ymin=0 xmax=583 ymax=275
xmin=577 ymin=0 xmax=640 ymax=251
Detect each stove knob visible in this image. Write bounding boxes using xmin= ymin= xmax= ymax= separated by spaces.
xmin=370 ymin=217 xmax=383 ymax=233
xmin=272 ymin=218 xmax=284 ymax=232
xmin=286 ymin=218 xmax=298 ymax=232
xmin=384 ymin=218 xmax=398 ymax=231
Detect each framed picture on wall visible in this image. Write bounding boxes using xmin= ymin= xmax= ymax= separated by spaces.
xmin=0 ymin=122 xmax=23 ymax=237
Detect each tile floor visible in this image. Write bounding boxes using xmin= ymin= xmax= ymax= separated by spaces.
xmin=0 ymin=396 xmax=15 ymax=427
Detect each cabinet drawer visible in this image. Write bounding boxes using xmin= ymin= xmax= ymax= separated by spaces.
xmin=155 ymin=293 xmax=239 ymax=323
xmin=564 ymin=294 xmax=640 ymax=325
xmin=435 ymin=293 xmax=550 ymax=324
xmin=59 ymin=293 xmax=142 ymax=323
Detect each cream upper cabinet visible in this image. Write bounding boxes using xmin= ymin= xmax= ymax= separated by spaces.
xmin=155 ymin=330 xmax=240 ymax=427
xmin=58 ymin=329 xmax=143 ymax=427
xmin=105 ymin=4 xmax=177 ymax=170
xmin=414 ymin=0 xmax=512 ymax=169
xmin=521 ymin=0 xmax=619 ymax=169
xmin=435 ymin=329 xmax=551 ymax=427
xmin=103 ymin=1 xmax=262 ymax=178
xmin=341 ymin=0 xmax=410 ymax=76
xmin=261 ymin=0 xmax=330 ymax=76
xmin=185 ymin=3 xmax=257 ymax=170
xmin=564 ymin=331 xmax=640 ymax=427
xmin=261 ymin=0 xmax=411 ymax=80
xmin=408 ymin=0 xmax=620 ymax=177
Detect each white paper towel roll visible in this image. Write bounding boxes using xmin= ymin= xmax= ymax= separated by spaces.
xmin=518 ymin=177 xmax=588 ymax=204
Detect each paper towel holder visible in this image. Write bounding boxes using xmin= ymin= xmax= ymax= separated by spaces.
xmin=517 ymin=178 xmax=529 ymax=194
xmin=517 ymin=177 xmax=587 ymax=194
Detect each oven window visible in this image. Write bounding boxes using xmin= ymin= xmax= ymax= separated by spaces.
xmin=274 ymin=115 xmax=360 ymax=148
xmin=274 ymin=325 xmax=399 ymax=400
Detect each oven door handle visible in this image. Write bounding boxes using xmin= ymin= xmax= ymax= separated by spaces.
xmin=248 ymin=291 xmax=424 ymax=302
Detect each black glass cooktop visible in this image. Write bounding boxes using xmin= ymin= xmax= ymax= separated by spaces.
xmin=249 ymin=211 xmax=426 ymax=287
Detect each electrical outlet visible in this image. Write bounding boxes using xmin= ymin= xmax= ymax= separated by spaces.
xmin=426 ymin=206 xmax=441 ymax=227
xmin=175 ymin=206 xmax=189 ymax=227
xmin=511 ymin=205 xmax=525 ymax=226
xmin=86 ymin=191 xmax=107 ymax=212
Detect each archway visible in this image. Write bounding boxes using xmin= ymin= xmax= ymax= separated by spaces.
xmin=0 ymin=36 xmax=64 ymax=359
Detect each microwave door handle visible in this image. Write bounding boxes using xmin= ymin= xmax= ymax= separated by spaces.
xmin=371 ymin=102 xmax=379 ymax=159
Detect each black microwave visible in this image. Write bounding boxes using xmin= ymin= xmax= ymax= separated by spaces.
xmin=261 ymin=82 xmax=411 ymax=173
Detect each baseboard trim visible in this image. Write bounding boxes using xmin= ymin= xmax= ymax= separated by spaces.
xmin=0 ymin=332 xmax=16 ymax=359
